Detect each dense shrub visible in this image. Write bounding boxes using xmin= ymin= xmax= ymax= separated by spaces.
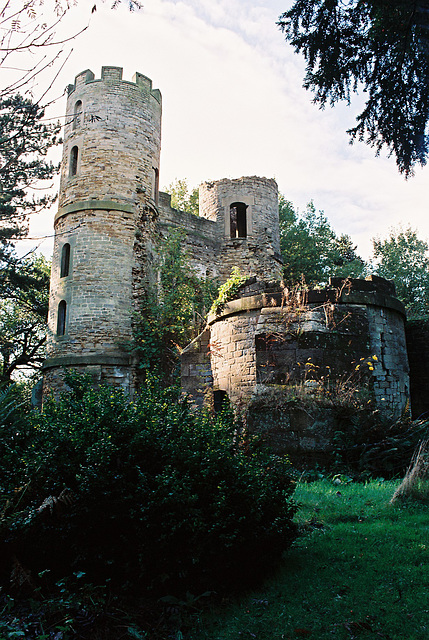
xmin=1 ymin=374 xmax=298 ymax=594
xmin=331 ymin=409 xmax=429 ymax=479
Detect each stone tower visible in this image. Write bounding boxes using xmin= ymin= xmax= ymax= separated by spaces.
xmin=43 ymin=66 xmax=162 ymax=395
xmin=199 ymin=177 xmax=283 ymax=282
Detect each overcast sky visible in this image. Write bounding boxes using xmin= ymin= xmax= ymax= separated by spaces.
xmin=17 ymin=0 xmax=429 ymax=260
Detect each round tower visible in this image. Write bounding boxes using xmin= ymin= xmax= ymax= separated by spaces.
xmin=199 ymin=176 xmax=283 ymax=282
xmin=43 ymin=66 xmax=162 ymax=396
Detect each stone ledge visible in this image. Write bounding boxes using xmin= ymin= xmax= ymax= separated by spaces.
xmin=42 ymin=353 xmax=132 ymax=370
xmin=339 ymin=291 xmax=405 ymax=315
xmin=55 ymin=199 xmax=135 ymax=222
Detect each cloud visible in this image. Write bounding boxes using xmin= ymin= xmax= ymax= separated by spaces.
xmin=23 ymin=0 xmax=429 ymax=262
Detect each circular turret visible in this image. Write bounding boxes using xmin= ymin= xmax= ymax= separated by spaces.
xmin=43 ymin=67 xmax=162 ymax=396
xmin=59 ymin=66 xmax=161 ymax=209
xmin=199 ymin=176 xmax=283 ymax=282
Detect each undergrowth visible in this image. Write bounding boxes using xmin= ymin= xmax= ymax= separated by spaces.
xmin=0 ymin=373 xmax=298 ymax=639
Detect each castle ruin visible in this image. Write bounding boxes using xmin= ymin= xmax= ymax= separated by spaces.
xmin=42 ymin=67 xmax=412 ymax=447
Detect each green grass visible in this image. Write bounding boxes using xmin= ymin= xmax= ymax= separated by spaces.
xmin=187 ymin=480 xmax=429 ymax=640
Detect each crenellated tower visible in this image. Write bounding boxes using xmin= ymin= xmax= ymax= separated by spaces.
xmin=43 ymin=66 xmax=162 ymax=395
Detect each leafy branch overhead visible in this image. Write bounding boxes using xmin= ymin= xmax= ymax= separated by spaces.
xmin=0 ymin=95 xmax=61 ymax=265
xmin=278 ymin=0 xmax=429 ymax=176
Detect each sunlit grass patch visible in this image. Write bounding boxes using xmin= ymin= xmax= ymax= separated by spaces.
xmin=190 ymin=480 xmax=429 ymax=640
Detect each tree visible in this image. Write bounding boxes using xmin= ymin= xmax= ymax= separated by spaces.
xmin=166 ymin=178 xmax=199 ymax=216
xmin=0 ymin=0 xmax=143 ymax=255
xmin=0 ymin=94 xmax=61 ymax=261
xmin=1 ymin=375 xmax=297 ymax=596
xmin=371 ymin=225 xmax=429 ymax=317
xmin=279 ymin=195 xmax=366 ymax=286
xmin=0 ymin=255 xmax=50 ymax=383
xmin=0 ymin=0 xmax=142 ymax=99
xmin=278 ymin=1 xmax=429 ymax=177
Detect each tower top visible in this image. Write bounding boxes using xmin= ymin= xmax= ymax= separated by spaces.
xmin=66 ymin=66 xmax=161 ymax=104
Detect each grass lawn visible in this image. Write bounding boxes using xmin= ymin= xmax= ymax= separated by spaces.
xmin=188 ymin=480 xmax=429 ymax=640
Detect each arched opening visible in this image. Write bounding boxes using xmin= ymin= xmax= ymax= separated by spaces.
xmin=73 ymin=100 xmax=82 ymax=130
xmin=60 ymin=243 xmax=70 ymax=278
xmin=57 ymin=300 xmax=67 ymax=336
xmin=70 ymin=146 xmax=79 ymax=177
xmin=230 ymin=202 xmax=248 ymax=238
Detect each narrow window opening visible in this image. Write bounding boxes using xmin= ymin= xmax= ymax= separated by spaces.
xmin=70 ymin=146 xmax=79 ymax=177
xmin=60 ymin=243 xmax=70 ymax=278
xmin=213 ymin=389 xmax=229 ymax=413
xmin=73 ymin=100 xmax=82 ymax=130
xmin=57 ymin=300 xmax=67 ymax=336
xmin=152 ymin=167 xmax=159 ymax=205
xmin=230 ymin=202 xmax=247 ymax=238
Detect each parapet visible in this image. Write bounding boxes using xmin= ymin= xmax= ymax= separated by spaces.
xmin=329 ymin=275 xmax=396 ymax=297
xmin=207 ymin=276 xmax=405 ymax=324
xmin=66 ymin=66 xmax=161 ymax=104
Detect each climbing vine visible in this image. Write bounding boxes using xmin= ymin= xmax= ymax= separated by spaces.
xmin=210 ymin=267 xmax=248 ymax=315
xmin=133 ymin=230 xmax=218 ymax=382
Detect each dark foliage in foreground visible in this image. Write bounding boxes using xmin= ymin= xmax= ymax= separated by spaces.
xmin=0 ymin=374 xmax=297 ymax=597
xmin=331 ymin=409 xmax=429 ymax=479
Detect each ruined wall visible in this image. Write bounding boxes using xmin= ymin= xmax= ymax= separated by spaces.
xmin=204 ymin=278 xmax=409 ymax=418
xmin=155 ymin=177 xmax=283 ymax=284
xmin=181 ymin=328 xmax=213 ymax=408
xmin=157 ymin=192 xmax=220 ymax=279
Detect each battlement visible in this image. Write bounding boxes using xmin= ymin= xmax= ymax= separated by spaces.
xmin=66 ymin=66 xmax=161 ymax=104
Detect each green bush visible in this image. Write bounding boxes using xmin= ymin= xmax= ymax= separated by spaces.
xmin=1 ymin=374 xmax=298 ymax=594
xmin=331 ymin=409 xmax=429 ymax=479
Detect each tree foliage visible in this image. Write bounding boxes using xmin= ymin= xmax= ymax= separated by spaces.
xmin=0 ymin=94 xmax=61 ymax=259
xmin=372 ymin=225 xmax=429 ymax=317
xmin=166 ymin=178 xmax=199 ymax=216
xmin=0 ymin=0 xmax=142 ymax=254
xmin=278 ymin=0 xmax=429 ymax=176
xmin=279 ymin=195 xmax=366 ymax=286
xmin=0 ymin=255 xmax=50 ymax=383
xmin=133 ymin=230 xmax=217 ymax=382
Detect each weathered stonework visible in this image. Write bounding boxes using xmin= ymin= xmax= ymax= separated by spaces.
xmin=43 ymin=67 xmax=284 ymax=397
xmin=182 ymin=277 xmax=410 ymax=423
xmin=43 ymin=65 xmax=412 ymax=446
xmin=43 ymin=67 xmax=162 ymax=396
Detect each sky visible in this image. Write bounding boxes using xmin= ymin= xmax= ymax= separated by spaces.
xmin=12 ymin=0 xmax=429 ymax=261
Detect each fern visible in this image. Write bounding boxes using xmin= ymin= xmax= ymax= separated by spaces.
xmin=0 ymin=384 xmax=21 ymax=425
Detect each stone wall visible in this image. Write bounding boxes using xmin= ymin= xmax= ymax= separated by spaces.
xmin=181 ymin=328 xmax=212 ymax=407
xmin=46 ymin=208 xmax=136 ymax=359
xmin=157 ymin=192 xmax=220 ymax=279
xmin=199 ymin=177 xmax=283 ymax=282
xmin=204 ymin=278 xmax=409 ymax=417
xmin=155 ymin=177 xmax=284 ymax=284
xmin=60 ymin=66 xmax=161 ymax=210
xmin=209 ymin=306 xmax=259 ymax=405
xmin=43 ymin=361 xmax=135 ymax=399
